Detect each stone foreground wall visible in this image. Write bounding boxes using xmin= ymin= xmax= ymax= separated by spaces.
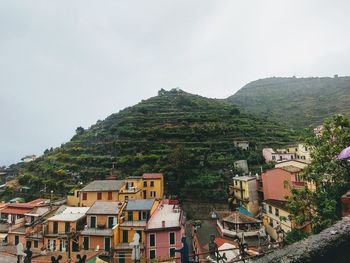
xmin=253 ymin=216 xmax=350 ymax=263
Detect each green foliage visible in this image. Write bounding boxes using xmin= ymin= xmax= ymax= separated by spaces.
xmin=15 ymin=89 xmax=297 ymax=201
xmin=228 ymin=76 xmax=350 ymax=129
xmin=284 ymin=229 xmax=309 ymax=245
xmin=287 ymin=114 xmax=350 ymax=235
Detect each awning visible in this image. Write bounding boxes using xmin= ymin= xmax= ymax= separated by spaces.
xmin=0 ymin=233 xmax=8 ymax=239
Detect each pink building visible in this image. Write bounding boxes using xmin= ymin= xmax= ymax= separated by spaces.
xmin=261 ymin=166 xmax=305 ymax=201
xmin=263 ymin=148 xmax=296 ymax=163
xmin=145 ymin=200 xmax=185 ymax=262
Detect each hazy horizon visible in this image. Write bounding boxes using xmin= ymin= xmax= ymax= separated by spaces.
xmin=2 ymin=0 xmax=350 ymax=166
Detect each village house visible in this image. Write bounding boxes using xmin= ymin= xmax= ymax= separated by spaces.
xmin=21 ymin=155 xmax=37 ymax=163
xmin=274 ymin=159 xmax=309 ymax=170
xmin=145 ymin=200 xmax=185 ymax=262
xmin=78 ymin=180 xmax=124 ymax=207
xmin=69 ymin=173 xmax=164 ymax=207
xmin=80 ymin=201 xmax=122 ymax=252
xmin=114 ymin=199 xmax=158 ymax=262
xmin=262 ymin=199 xmax=292 ymax=241
xmin=233 ymin=141 xmax=249 ymax=150
xmin=44 ymin=206 xmax=89 ymax=253
xmin=2 ymin=199 xmax=50 ymax=246
xmin=262 ymin=148 xmax=295 ymax=163
xmin=229 ymin=175 xmax=259 ymax=215
xmin=261 ymin=166 xmax=305 ymax=201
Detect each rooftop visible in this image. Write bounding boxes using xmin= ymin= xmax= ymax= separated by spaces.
xmin=147 ymin=202 xmax=182 ymax=230
xmin=80 ymin=180 xmax=124 ymax=192
xmin=281 ymin=165 xmax=303 ymax=173
xmin=220 ymin=211 xmax=261 ymax=224
xmin=142 ymin=173 xmax=163 ymax=179
xmin=87 ymin=201 xmax=120 ymax=215
xmin=232 ymin=176 xmax=256 ymax=182
xmin=125 ymin=199 xmax=155 ymax=211
xmin=48 ymin=206 xmax=89 ymax=222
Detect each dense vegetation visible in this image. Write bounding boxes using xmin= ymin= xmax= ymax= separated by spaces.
xmin=9 ymin=89 xmax=298 ymax=202
xmin=227 ymin=76 xmax=350 ymax=129
xmin=286 ymin=115 xmax=350 ymax=242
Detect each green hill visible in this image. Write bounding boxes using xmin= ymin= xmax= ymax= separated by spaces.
xmin=227 ymin=76 xmax=350 ymax=129
xmin=13 ymin=89 xmax=297 ymax=202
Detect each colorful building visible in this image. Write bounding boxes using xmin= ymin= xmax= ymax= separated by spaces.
xmin=262 ymin=199 xmax=292 ymax=241
xmin=78 ymin=180 xmax=124 ymax=207
xmin=145 ymin=200 xmax=185 ymax=262
xmin=114 ymin=199 xmax=158 ymax=262
xmin=141 ymin=173 xmax=164 ymax=200
xmin=262 ymin=148 xmax=295 ymax=163
xmin=261 ymin=166 xmax=305 ymax=201
xmin=80 ymin=201 xmax=122 ymax=252
xmin=229 ymin=176 xmax=259 ymax=215
xmin=44 ymin=206 xmax=89 ymax=252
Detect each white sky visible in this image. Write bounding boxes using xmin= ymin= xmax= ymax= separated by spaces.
xmin=1 ymin=0 xmax=350 ymax=165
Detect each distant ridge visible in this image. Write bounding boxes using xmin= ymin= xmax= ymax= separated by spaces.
xmin=227 ymin=76 xmax=350 ymax=128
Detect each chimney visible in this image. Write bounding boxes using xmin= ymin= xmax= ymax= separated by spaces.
xmin=162 ymin=221 xmax=165 ymax=228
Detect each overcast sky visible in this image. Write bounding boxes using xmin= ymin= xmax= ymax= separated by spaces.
xmin=1 ymin=0 xmax=350 ymax=166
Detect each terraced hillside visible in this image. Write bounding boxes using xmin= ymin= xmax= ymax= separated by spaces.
xmin=228 ymin=76 xmax=350 ymax=129
xmin=14 ymin=89 xmax=297 ymax=202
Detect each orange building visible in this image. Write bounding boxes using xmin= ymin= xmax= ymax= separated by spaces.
xmin=44 ymin=206 xmax=89 ymax=253
xmin=142 ymin=173 xmax=164 ymax=199
xmin=80 ymin=201 xmax=123 ymax=252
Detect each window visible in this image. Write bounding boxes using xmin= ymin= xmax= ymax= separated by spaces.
xmin=82 ymin=193 xmax=87 ymax=201
xmin=275 ymin=208 xmax=279 ymax=217
xmin=128 ymin=211 xmax=133 ymax=221
xmin=149 ymin=234 xmax=156 ymax=247
xmin=34 ymin=240 xmax=38 ymax=248
xmin=150 ymin=250 xmax=156 ymax=259
xmin=150 ymin=181 xmax=154 ymax=187
xmin=53 ymin=222 xmax=58 ymax=234
xmin=143 ymin=181 xmax=147 ymax=187
xmin=169 ymin=232 xmax=175 ymax=245
xmin=90 ymin=216 xmax=96 ymax=228
xmin=150 ymin=191 xmax=156 ymax=198
xmin=272 ymin=156 xmax=276 ymax=160
xmin=125 ymin=196 xmax=129 ymax=201
xmin=108 ymin=191 xmax=112 ymax=200
xmin=123 ymin=230 xmax=128 ymax=243
xmin=139 ymin=211 xmax=148 ymax=220
xmin=65 ymin=222 xmax=70 ymax=233
xmin=169 ymin=248 xmax=175 ymax=258
xmin=268 ymin=205 xmax=272 ymax=214
xmin=97 ymin=192 xmax=102 ymax=200
xmin=269 ymin=218 xmax=273 ymax=227
xmin=291 ymin=155 xmax=294 ymax=159
xmin=108 ymin=217 xmax=114 ymax=228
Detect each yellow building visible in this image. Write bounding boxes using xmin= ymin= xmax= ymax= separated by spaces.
xmin=44 ymin=206 xmax=89 ymax=253
xmin=78 ymin=180 xmax=124 ymax=207
xmin=262 ymin=199 xmax=312 ymax=241
xmin=141 ymin=173 xmax=164 ymax=199
xmin=80 ymin=201 xmax=124 ymax=252
xmin=69 ymin=173 xmax=164 ymax=206
xmin=262 ymin=199 xmax=292 ymax=241
xmin=230 ymin=176 xmax=259 ymax=215
xmin=114 ymin=199 xmax=159 ymax=262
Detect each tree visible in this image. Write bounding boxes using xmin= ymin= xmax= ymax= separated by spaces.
xmin=287 ymin=115 xmax=350 ymax=235
xmin=75 ymin=126 xmax=85 ymax=135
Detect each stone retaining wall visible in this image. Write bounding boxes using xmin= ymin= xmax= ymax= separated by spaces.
xmin=253 ymin=216 xmax=350 ymax=262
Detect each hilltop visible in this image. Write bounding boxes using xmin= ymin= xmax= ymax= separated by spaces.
xmin=227 ymin=76 xmax=350 ymax=128
xmin=12 ymin=89 xmax=297 ymax=202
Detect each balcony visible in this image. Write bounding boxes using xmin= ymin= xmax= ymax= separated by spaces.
xmin=119 ymin=186 xmax=141 ymax=194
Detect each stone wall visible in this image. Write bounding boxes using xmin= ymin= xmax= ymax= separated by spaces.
xmin=253 ymin=216 xmax=350 ymax=262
